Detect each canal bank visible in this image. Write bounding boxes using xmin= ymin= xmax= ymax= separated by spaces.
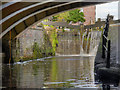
xmin=95 ymin=24 xmax=120 ymax=87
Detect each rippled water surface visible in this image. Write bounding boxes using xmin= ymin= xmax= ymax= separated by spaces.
xmin=2 ymin=56 xmax=101 ymax=88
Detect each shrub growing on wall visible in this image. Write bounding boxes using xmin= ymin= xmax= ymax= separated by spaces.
xmin=50 ymin=29 xmax=58 ymax=54
xmin=33 ymin=42 xmax=42 ymax=59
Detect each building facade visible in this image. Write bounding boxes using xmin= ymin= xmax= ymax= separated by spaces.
xmin=83 ymin=6 xmax=96 ymax=25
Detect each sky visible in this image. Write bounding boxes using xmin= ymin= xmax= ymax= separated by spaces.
xmin=96 ymin=1 xmax=119 ymax=21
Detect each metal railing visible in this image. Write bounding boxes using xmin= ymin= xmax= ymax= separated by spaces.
xmin=102 ymin=14 xmax=111 ymax=68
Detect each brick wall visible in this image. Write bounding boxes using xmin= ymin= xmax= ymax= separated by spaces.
xmin=83 ymin=6 xmax=96 ymax=25
xmin=13 ymin=29 xmax=44 ymax=57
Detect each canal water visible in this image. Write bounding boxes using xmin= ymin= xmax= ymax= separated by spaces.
xmin=2 ymin=56 xmax=102 ymax=89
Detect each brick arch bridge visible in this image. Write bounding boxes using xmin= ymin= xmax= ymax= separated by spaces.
xmin=0 ymin=0 xmax=118 ymax=63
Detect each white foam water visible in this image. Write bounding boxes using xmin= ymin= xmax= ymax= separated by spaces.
xmin=57 ymin=31 xmax=101 ymax=57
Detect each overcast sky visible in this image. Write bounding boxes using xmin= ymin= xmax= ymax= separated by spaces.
xmin=96 ymin=1 xmax=119 ymax=21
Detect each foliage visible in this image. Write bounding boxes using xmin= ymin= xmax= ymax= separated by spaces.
xmin=49 ymin=29 xmax=58 ymax=54
xmin=52 ymin=11 xmax=69 ymax=22
xmin=33 ymin=42 xmax=42 ymax=59
xmin=42 ymin=24 xmax=59 ymax=55
xmin=43 ymin=30 xmax=55 ymax=56
xmin=62 ymin=29 xmax=65 ymax=32
xmin=67 ymin=9 xmax=85 ymax=23
xmin=43 ymin=19 xmax=49 ymax=22
xmin=20 ymin=55 xmax=33 ymax=61
xmin=52 ymin=9 xmax=85 ymax=23
xmin=52 ymin=16 xmax=59 ymax=21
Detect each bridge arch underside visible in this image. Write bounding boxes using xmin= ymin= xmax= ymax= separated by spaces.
xmin=0 ymin=1 xmax=109 ymax=63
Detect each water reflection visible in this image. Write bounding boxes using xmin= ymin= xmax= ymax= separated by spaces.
xmin=2 ymin=56 xmax=100 ymax=88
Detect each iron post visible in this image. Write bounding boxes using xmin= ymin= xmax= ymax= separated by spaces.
xmin=102 ymin=35 xmax=105 ymax=58
xmin=106 ymin=40 xmax=110 ymax=68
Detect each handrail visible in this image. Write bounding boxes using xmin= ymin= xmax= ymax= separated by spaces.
xmin=103 ymin=45 xmax=108 ymax=51
xmin=102 ymin=14 xmax=111 ymax=68
xmin=103 ymin=35 xmax=109 ymax=41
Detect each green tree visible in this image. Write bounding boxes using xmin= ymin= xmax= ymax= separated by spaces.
xmin=67 ymin=9 xmax=85 ymax=23
xmin=52 ymin=9 xmax=85 ymax=23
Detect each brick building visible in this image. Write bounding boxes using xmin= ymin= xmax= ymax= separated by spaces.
xmin=83 ymin=6 xmax=96 ymax=25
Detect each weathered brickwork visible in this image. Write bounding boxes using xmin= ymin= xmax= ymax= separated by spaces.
xmin=83 ymin=6 xmax=96 ymax=25
xmin=13 ymin=29 xmax=44 ymax=58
